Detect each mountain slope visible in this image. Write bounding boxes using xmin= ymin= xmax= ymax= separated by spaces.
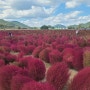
xmin=0 ymin=19 xmax=30 ymax=29
xmin=68 ymin=22 xmax=90 ymax=29
xmin=54 ymin=24 xmax=66 ymax=29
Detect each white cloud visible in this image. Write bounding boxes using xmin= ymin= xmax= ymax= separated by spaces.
xmin=66 ymin=0 xmax=90 ymax=8
xmin=65 ymin=11 xmax=82 ymax=19
xmin=0 ymin=0 xmax=62 ymax=19
xmin=21 ymin=11 xmax=83 ymax=27
xmin=66 ymin=1 xmax=80 ymax=8
xmin=0 ymin=6 xmax=55 ymax=19
xmin=2 ymin=0 xmax=64 ymax=10
xmin=0 ymin=0 xmax=90 ymax=27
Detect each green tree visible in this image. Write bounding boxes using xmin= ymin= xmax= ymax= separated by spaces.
xmin=40 ymin=25 xmax=49 ymax=30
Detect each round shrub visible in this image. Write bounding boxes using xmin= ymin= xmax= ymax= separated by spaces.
xmin=56 ymin=44 xmax=65 ymax=52
xmin=17 ymin=52 xmax=24 ymax=60
xmin=10 ymin=45 xmax=19 ymax=52
xmin=62 ymin=48 xmax=74 ymax=68
xmin=72 ymin=47 xmax=83 ymax=70
xmin=83 ymin=47 xmax=90 ymax=67
xmin=27 ymin=58 xmax=46 ymax=81
xmin=52 ymin=42 xmax=58 ymax=49
xmin=16 ymin=68 xmax=30 ymax=77
xmin=22 ymin=81 xmax=56 ymax=90
xmin=65 ymin=44 xmax=75 ymax=48
xmin=87 ymin=39 xmax=90 ymax=46
xmin=17 ymin=45 xmax=26 ymax=53
xmin=4 ymin=46 xmax=11 ymax=53
xmin=32 ymin=46 xmax=44 ymax=58
xmin=46 ymin=62 xmax=69 ymax=90
xmin=19 ymin=57 xmax=46 ymax=81
xmin=0 ymin=46 xmax=5 ymax=54
xmin=18 ymin=56 xmax=33 ymax=68
xmin=19 ymin=45 xmax=36 ymax=55
xmin=0 ymin=65 xmax=20 ymax=90
xmin=49 ymin=49 xmax=62 ymax=64
xmin=39 ymin=47 xmax=52 ymax=63
xmin=0 ymin=53 xmax=5 ymax=60
xmin=4 ymin=53 xmax=17 ymax=64
xmin=26 ymin=45 xmax=36 ymax=54
xmin=69 ymin=67 xmax=90 ymax=90
xmin=11 ymin=74 xmax=33 ymax=90
xmin=77 ymin=38 xmax=87 ymax=47
xmin=0 ymin=59 xmax=5 ymax=67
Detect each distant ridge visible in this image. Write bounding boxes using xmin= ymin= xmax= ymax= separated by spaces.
xmin=54 ymin=24 xmax=66 ymax=29
xmin=0 ymin=19 xmax=30 ymax=29
xmin=68 ymin=22 xmax=90 ymax=29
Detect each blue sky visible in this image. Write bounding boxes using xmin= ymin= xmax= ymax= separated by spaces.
xmin=0 ymin=0 xmax=90 ymax=27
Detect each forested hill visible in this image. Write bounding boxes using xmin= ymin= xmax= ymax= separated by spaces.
xmin=0 ymin=19 xmax=30 ymax=29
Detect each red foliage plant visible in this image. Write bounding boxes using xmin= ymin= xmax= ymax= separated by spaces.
xmin=46 ymin=62 xmax=69 ymax=90
xmin=0 ymin=65 xmax=21 ymax=90
xmin=56 ymin=44 xmax=65 ymax=52
xmin=77 ymin=38 xmax=87 ymax=47
xmin=16 ymin=68 xmax=30 ymax=77
xmin=0 ymin=59 xmax=5 ymax=67
xmin=18 ymin=45 xmax=36 ymax=55
xmin=26 ymin=45 xmax=36 ymax=54
xmin=32 ymin=46 xmax=44 ymax=58
xmin=17 ymin=52 xmax=24 ymax=61
xmin=27 ymin=58 xmax=46 ymax=81
xmin=83 ymin=47 xmax=90 ymax=67
xmin=69 ymin=67 xmax=90 ymax=90
xmin=19 ymin=56 xmax=46 ymax=81
xmin=10 ymin=45 xmax=19 ymax=52
xmin=62 ymin=48 xmax=75 ymax=68
xmin=11 ymin=74 xmax=33 ymax=90
xmin=22 ymin=81 xmax=56 ymax=90
xmin=4 ymin=53 xmax=17 ymax=64
xmin=0 ymin=53 xmax=5 ymax=60
xmin=39 ymin=47 xmax=52 ymax=63
xmin=72 ymin=47 xmax=83 ymax=70
xmin=18 ymin=56 xmax=33 ymax=68
xmin=49 ymin=49 xmax=62 ymax=64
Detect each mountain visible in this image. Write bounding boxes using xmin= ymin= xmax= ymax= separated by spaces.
xmin=0 ymin=19 xmax=30 ymax=29
xmin=54 ymin=24 xmax=66 ymax=29
xmin=68 ymin=22 xmax=90 ymax=29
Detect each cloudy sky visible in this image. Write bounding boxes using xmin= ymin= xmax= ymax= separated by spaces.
xmin=0 ymin=0 xmax=90 ymax=27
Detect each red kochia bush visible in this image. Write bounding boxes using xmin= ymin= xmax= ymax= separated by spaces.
xmin=4 ymin=53 xmax=17 ymax=64
xmin=27 ymin=45 xmax=36 ymax=54
xmin=56 ymin=44 xmax=65 ymax=52
xmin=17 ymin=52 xmax=24 ymax=60
xmin=49 ymin=49 xmax=62 ymax=64
xmin=0 ymin=65 xmax=20 ymax=90
xmin=19 ymin=56 xmax=46 ymax=81
xmin=83 ymin=47 xmax=90 ymax=67
xmin=32 ymin=46 xmax=44 ymax=58
xmin=18 ymin=56 xmax=33 ymax=68
xmin=27 ymin=58 xmax=46 ymax=81
xmin=22 ymin=81 xmax=56 ymax=90
xmin=19 ymin=45 xmax=36 ymax=55
xmin=72 ymin=47 xmax=83 ymax=70
xmin=46 ymin=62 xmax=69 ymax=90
xmin=16 ymin=68 xmax=30 ymax=77
xmin=39 ymin=47 xmax=52 ymax=63
xmin=0 ymin=59 xmax=5 ymax=67
xmin=10 ymin=45 xmax=19 ymax=52
xmin=69 ymin=67 xmax=90 ymax=90
xmin=0 ymin=53 xmax=5 ymax=60
xmin=77 ymin=38 xmax=86 ymax=47
xmin=11 ymin=74 xmax=33 ymax=90
xmin=62 ymin=48 xmax=74 ymax=68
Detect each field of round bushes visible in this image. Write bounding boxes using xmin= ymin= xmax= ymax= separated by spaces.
xmin=0 ymin=29 xmax=90 ymax=90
